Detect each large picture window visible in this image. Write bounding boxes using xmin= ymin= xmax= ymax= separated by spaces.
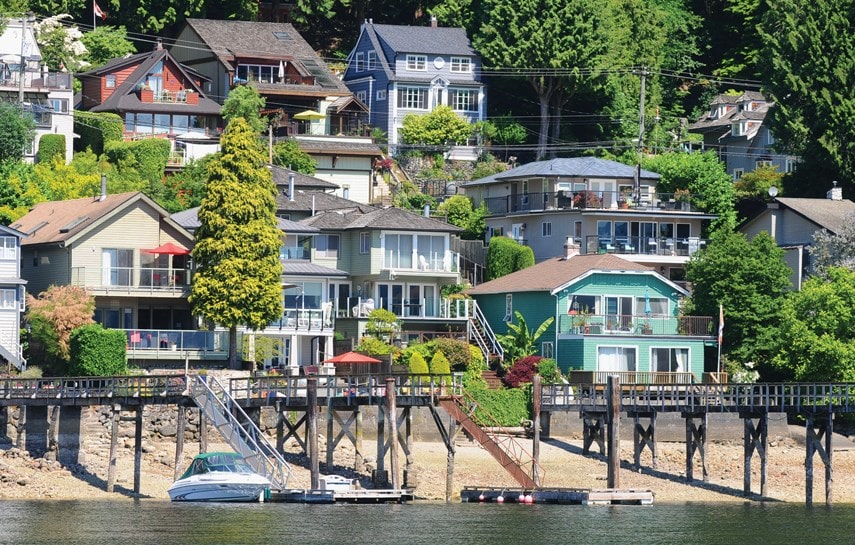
xmin=236 ymin=64 xmax=276 ymax=83
xmin=398 ymin=86 xmax=428 ymax=109
xmin=597 ymin=346 xmax=636 ymax=373
xmin=315 ymin=235 xmax=340 ymax=258
xmin=450 ymin=88 xmax=478 ymax=111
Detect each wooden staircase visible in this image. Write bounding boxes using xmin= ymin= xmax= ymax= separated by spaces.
xmin=468 ymin=301 xmax=504 ymax=367
xmin=438 ymin=391 xmax=541 ymax=489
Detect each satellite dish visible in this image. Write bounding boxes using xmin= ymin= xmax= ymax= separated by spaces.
xmin=768 ymin=186 xmax=779 ymax=198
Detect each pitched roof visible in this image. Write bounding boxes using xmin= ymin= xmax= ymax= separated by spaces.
xmin=466 ymin=254 xmax=652 ymax=295
xmin=774 ymin=197 xmax=855 ymax=234
xmin=79 ymin=48 xmax=221 ymax=115
xmin=275 ymin=189 xmax=377 ymax=214
xmin=301 ymin=206 xmax=462 ymax=233
xmin=11 ymin=192 xmax=188 ymax=246
xmin=295 ymin=136 xmax=383 ymax=157
xmin=689 ymin=92 xmax=771 ymax=132
xmin=370 ymin=23 xmax=477 ymax=56
xmin=182 ymin=19 xmax=349 ymax=95
xmin=270 ymin=165 xmax=338 ymax=190
xmin=462 ymin=157 xmax=660 ymax=187
xmin=171 ymin=207 xmax=320 ymax=234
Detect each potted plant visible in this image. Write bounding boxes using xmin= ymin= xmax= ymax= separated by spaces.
xmin=674 ymin=188 xmax=691 ymax=210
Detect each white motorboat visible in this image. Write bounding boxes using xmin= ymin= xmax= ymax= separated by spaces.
xmin=168 ymin=452 xmax=272 ymax=502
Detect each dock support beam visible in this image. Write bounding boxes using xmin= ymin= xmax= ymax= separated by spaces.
xmin=532 ymin=375 xmax=541 ymax=487
xmin=631 ymin=411 xmax=657 ymax=470
xmin=199 ymin=410 xmax=207 ymax=454
xmin=107 ymin=404 xmax=119 ymax=493
xmin=16 ymin=406 xmax=26 ymax=450
xmin=307 ymin=376 xmax=319 ymax=490
xmin=46 ymin=405 xmax=60 ymax=462
xmin=683 ymin=411 xmax=708 ymax=482
xmin=375 ymin=398 xmax=387 ymax=486
xmin=133 ymin=406 xmax=142 ymax=496
xmin=428 ymin=404 xmax=458 ymax=503
xmin=581 ymin=410 xmax=606 ymax=455
xmin=607 ymin=375 xmax=620 ymax=489
xmin=741 ymin=411 xmax=768 ymax=497
xmin=805 ymin=412 xmax=833 ymax=506
xmin=386 ymin=377 xmax=399 ymax=490
xmin=174 ymin=406 xmax=186 ymax=481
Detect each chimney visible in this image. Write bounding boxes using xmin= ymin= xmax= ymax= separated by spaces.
xmin=430 ymin=15 xmax=438 ymax=28
xmin=564 ymin=236 xmax=579 ymax=260
xmin=99 ymin=173 xmax=107 ymax=202
xmin=423 ymin=204 xmax=430 ymax=218
xmin=288 ymin=172 xmax=295 ymax=202
xmin=155 ymin=38 xmax=162 ymax=51
xmin=827 ymin=181 xmax=842 ymax=201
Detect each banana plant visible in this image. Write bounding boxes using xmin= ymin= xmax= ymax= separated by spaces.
xmin=498 ymin=311 xmax=554 ymax=366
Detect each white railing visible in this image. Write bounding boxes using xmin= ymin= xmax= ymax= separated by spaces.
xmin=71 ymin=266 xmax=190 ymax=294
xmin=381 ymin=250 xmax=459 ymax=273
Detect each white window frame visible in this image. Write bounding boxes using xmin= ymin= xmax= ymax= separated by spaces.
xmin=504 ymin=293 xmax=513 ymax=322
xmin=541 ymin=341 xmax=554 ymax=359
xmin=406 ymin=54 xmax=427 ymax=71
xmin=376 ymin=89 xmax=387 ymax=101
xmin=450 ymin=57 xmax=471 ymax=73
xmin=354 ymin=52 xmax=364 ymax=72
xmin=755 ymin=159 xmax=773 ymax=169
xmin=596 ymin=346 xmax=637 ymax=373
xmin=316 ymin=234 xmax=340 ymax=259
xmin=398 ymin=86 xmax=428 ymax=110
xmin=0 ymin=236 xmax=16 ymax=260
xmin=360 ymin=232 xmax=370 ymax=254
xmin=105 ymin=74 xmax=116 ymax=88
xmin=542 ymin=221 xmax=552 ymax=238
xmin=0 ymin=288 xmax=15 ymax=309
xmin=367 ymin=50 xmax=377 ymax=69
xmin=449 ymin=88 xmax=477 ymax=112
xmin=651 ymin=347 xmax=689 ymax=373
xmin=356 ymin=90 xmax=367 ymax=102
xmin=733 ymin=168 xmax=744 ymax=181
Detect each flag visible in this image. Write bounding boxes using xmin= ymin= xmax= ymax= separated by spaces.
xmin=94 ymin=1 xmax=107 ymax=20
xmin=718 ymin=304 xmax=724 ymax=345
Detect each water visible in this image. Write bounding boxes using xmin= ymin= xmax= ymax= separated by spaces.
xmin=1 ymin=501 xmax=854 ymax=545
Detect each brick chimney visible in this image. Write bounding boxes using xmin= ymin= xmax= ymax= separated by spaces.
xmin=564 ymin=236 xmax=579 ymax=260
xmin=430 ymin=15 xmax=438 ymax=28
xmin=827 ymin=181 xmax=842 ymax=201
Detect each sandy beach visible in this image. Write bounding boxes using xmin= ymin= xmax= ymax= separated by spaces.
xmin=2 ymin=424 xmax=855 ymax=504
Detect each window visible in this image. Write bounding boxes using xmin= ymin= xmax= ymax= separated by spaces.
xmin=634 ymin=297 xmax=668 ymax=316
xmin=504 ymin=293 xmax=513 ymax=322
xmin=0 ymin=289 xmax=15 ymax=309
xmin=356 ymin=90 xmax=367 ymax=102
xmin=315 ymin=235 xmax=340 ymax=258
xmin=541 ymin=342 xmax=554 ymax=359
xmin=597 ymin=346 xmax=637 ymax=373
xmin=360 ymin=232 xmax=370 ymax=254
xmin=376 ymin=89 xmax=387 ymax=101
xmin=756 ymin=160 xmax=772 ymax=168
xmin=490 ymin=226 xmax=504 ymax=238
xmin=236 ymin=64 xmax=276 ymax=83
xmin=574 ymin=221 xmax=582 ymax=243
xmin=102 ymin=248 xmax=133 ymax=286
xmin=105 ymin=75 xmax=116 ymax=88
xmin=49 ymin=98 xmax=68 ymax=113
xmin=354 ymin=52 xmax=364 ymax=72
xmin=367 ymin=51 xmax=377 ymax=69
xmin=397 ymin=86 xmax=428 ymax=109
xmin=731 ymin=122 xmax=742 ymax=137
xmin=342 ymin=185 xmax=350 ymax=200
xmin=406 ymin=54 xmax=427 ymax=71
xmin=450 ymin=88 xmax=478 ymax=111
xmin=652 ymin=347 xmax=689 ymax=373
xmin=0 ymin=236 xmax=16 ymax=260
xmin=786 ymin=158 xmax=797 ymax=173
xmin=732 ymin=168 xmax=744 ymax=181
xmin=542 ymin=221 xmax=552 ymax=238
xmin=450 ymin=57 xmax=471 ymax=73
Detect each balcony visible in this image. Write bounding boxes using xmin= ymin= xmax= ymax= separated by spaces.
xmin=0 ymin=70 xmax=73 ymax=91
xmin=584 ymin=235 xmax=708 ymax=257
xmin=483 ymin=190 xmax=704 ymax=216
xmin=558 ymin=313 xmax=713 ymax=337
xmin=71 ymin=266 xmax=190 ymax=295
xmin=139 ymin=88 xmax=199 ymax=105
xmin=341 ymin=296 xmax=476 ymax=320
xmin=123 ymin=329 xmax=228 ymax=360
xmin=279 ymin=245 xmax=310 ymax=261
xmin=380 ymin=251 xmax=460 ymax=275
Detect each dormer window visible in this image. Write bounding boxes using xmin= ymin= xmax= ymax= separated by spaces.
xmin=450 ymin=57 xmax=471 ymax=73
xmin=105 ymin=74 xmax=116 ymax=88
xmin=406 ymin=55 xmax=427 ymax=71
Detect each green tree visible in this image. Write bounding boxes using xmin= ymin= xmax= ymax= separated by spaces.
xmin=399 ymin=105 xmax=474 ymax=151
xmin=429 ymin=351 xmax=452 ymax=378
xmin=758 ymin=0 xmax=855 ymax=192
xmin=436 ymin=194 xmax=486 ymax=240
xmin=153 ymin=157 xmax=210 ymax=213
xmin=272 ymin=139 xmax=316 ymax=175
xmin=190 ymin=118 xmax=283 ymax=369
xmin=498 ymin=311 xmax=554 ymax=365
xmin=25 ymin=285 xmax=95 ymax=371
xmin=0 ymin=102 xmax=35 ymax=164
xmin=69 ymin=324 xmax=127 ymax=376
xmin=487 ymin=236 xmax=534 ymax=280
xmin=771 ymin=268 xmax=855 ymax=382
xmin=221 ymin=84 xmax=267 ymax=134
xmin=641 ymin=151 xmax=736 ymax=232
xmin=733 ymin=164 xmax=784 ymax=203
xmin=80 ymin=25 xmax=136 ymax=68
xmin=408 ymin=351 xmax=429 ymax=374
xmin=685 ymin=230 xmax=791 ymax=375
xmin=364 ymin=308 xmax=401 ymax=343
xmin=33 ymin=14 xmax=88 ymax=72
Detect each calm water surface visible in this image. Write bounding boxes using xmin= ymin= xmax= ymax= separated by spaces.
xmin=1 ymin=500 xmax=854 ymax=545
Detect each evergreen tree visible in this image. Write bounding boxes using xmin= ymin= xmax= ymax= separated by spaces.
xmin=222 ymin=85 xmax=267 ymax=134
xmin=190 ymin=118 xmax=283 ymax=369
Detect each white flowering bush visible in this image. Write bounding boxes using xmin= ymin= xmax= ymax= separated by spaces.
xmin=33 ymin=14 xmax=89 ymax=72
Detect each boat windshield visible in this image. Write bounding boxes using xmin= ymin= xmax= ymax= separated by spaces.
xmin=179 ymin=453 xmax=254 ymax=479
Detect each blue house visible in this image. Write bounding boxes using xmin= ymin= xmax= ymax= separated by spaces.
xmin=342 ymin=17 xmax=486 ymax=158
xmin=467 ymin=240 xmax=716 ymax=382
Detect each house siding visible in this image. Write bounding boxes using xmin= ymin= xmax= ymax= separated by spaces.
xmin=558 ymin=337 xmax=703 ymax=378
xmin=22 ymin=246 xmax=70 ymax=296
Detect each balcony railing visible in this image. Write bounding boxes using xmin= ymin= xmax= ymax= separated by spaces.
xmin=267 ymin=308 xmax=333 ymax=331
xmin=558 ymin=313 xmax=713 ymax=337
xmin=123 ymin=329 xmax=228 ymax=360
xmin=0 ymin=71 xmax=73 ymax=90
xmin=584 ymin=235 xmax=708 ymax=257
xmin=338 ymin=296 xmax=476 ymax=320
xmin=380 ymin=250 xmax=460 ymax=274
xmin=483 ymin=190 xmax=703 ymax=215
xmin=71 ymin=266 xmax=190 ymax=294
xmin=279 ymin=245 xmax=310 ymax=260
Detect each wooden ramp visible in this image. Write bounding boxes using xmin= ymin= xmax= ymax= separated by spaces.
xmin=438 ymin=394 xmax=540 ymax=489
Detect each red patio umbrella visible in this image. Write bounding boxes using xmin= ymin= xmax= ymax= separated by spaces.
xmin=141 ymin=242 xmax=190 ymax=255
xmin=323 ymin=351 xmax=382 ymax=365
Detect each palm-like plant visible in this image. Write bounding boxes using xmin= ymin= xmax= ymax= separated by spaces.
xmin=498 ymin=311 xmax=554 ymax=366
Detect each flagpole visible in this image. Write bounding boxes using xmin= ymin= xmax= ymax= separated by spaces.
xmin=93 ymin=0 xmax=96 ymax=29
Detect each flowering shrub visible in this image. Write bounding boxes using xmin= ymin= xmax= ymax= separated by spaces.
xmin=502 ymin=355 xmax=543 ymax=388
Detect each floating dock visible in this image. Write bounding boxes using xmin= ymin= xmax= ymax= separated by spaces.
xmin=269 ymin=488 xmax=414 ymax=504
xmin=460 ymin=486 xmax=653 ymax=505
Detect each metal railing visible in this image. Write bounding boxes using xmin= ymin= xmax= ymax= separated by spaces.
xmin=584 ymin=235 xmax=708 ymax=257
xmin=123 ymin=329 xmax=228 ymax=359
xmin=71 ymin=266 xmax=190 ymax=294
xmin=483 ymin=190 xmax=704 ymax=215
xmin=381 ymin=250 xmax=460 ymax=274
xmin=558 ymin=313 xmax=713 ymax=337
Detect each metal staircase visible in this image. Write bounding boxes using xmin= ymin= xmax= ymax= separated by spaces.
xmin=469 ymin=302 xmax=504 ymax=366
xmin=438 ymin=391 xmax=540 ymax=489
xmin=188 ymin=374 xmax=292 ymax=489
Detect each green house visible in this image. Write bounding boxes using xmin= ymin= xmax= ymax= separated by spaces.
xmin=467 ymin=243 xmax=716 ymax=382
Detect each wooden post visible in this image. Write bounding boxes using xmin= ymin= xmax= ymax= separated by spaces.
xmin=375 ymin=401 xmax=386 ymax=485
xmin=355 ymin=408 xmax=364 ymax=470
xmin=805 ymin=412 xmax=834 ymax=506
xmin=606 ymin=375 xmax=620 ymax=489
xmin=276 ymin=400 xmax=284 ymax=453
xmin=446 ymin=418 xmax=456 ymax=503
xmin=46 ymin=405 xmax=60 ymax=462
xmin=632 ymin=411 xmax=657 ymax=470
xmin=174 ymin=406 xmax=186 ymax=481
xmin=133 ymin=407 xmax=142 ymax=496
xmin=684 ymin=412 xmax=709 ymax=483
xmin=199 ymin=409 xmax=207 ymax=454
xmin=532 ymin=374 xmax=541 ymax=487
xmin=16 ymin=406 xmax=26 ymax=450
xmin=386 ymin=377 xmax=399 ymax=489
xmin=826 ymin=413 xmax=834 ymax=506
xmin=742 ymin=412 xmax=768 ymax=497
xmin=326 ymin=398 xmax=334 ymax=470
xmin=107 ymin=404 xmax=119 ymax=493
xmin=404 ymin=408 xmax=415 ymax=488
xmin=307 ymin=376 xmax=319 ymax=490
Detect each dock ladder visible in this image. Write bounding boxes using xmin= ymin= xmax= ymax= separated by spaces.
xmin=188 ymin=374 xmax=292 ymax=489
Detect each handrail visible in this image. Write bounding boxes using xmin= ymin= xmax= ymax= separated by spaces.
xmin=472 ymin=301 xmax=504 ymax=363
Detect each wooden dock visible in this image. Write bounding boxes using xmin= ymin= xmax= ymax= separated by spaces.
xmin=460 ymin=486 xmax=653 ymax=505
xmin=269 ymin=488 xmax=413 ymax=504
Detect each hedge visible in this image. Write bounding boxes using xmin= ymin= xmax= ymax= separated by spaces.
xmin=37 ymin=134 xmax=65 ymax=163
xmin=467 ymin=386 xmax=530 ymax=427
xmin=74 ymin=111 xmax=123 ymax=155
xmin=69 ymin=324 xmax=128 ymax=376
xmin=104 ymin=137 xmax=170 ymax=185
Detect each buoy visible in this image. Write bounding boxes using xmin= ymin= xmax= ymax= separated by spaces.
xmin=478 ymin=493 xmax=485 ymax=502
xmin=496 ymin=495 xmax=505 ymax=504
xmin=524 ymin=494 xmax=534 ymax=504
xmin=518 ymin=493 xmax=525 ymax=502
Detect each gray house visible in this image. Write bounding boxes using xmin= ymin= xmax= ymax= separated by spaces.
xmin=342 ymin=18 xmax=486 ymax=158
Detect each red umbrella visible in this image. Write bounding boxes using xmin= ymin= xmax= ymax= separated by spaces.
xmin=141 ymin=242 xmax=190 ymax=255
xmin=323 ymin=351 xmax=382 ymax=365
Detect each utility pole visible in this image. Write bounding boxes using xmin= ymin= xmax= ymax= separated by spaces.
xmin=634 ymin=66 xmax=648 ymax=200
xmin=18 ymin=14 xmax=28 ymax=106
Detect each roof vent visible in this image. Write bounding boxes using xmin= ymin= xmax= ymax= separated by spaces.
xmin=827 ymin=180 xmax=842 ymax=201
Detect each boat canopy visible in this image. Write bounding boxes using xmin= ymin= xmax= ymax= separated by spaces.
xmin=178 ymin=452 xmax=255 ymax=480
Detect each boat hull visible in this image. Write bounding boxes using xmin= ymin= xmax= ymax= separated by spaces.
xmin=168 ymin=473 xmax=271 ymax=502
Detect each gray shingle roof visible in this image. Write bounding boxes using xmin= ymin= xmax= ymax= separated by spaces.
xmin=275 ymin=190 xmax=377 ymax=214
xmin=371 ymin=23 xmax=476 ymax=56
xmin=461 ymin=157 xmax=660 ymax=187
xmin=171 ymin=207 xmax=320 ymax=234
xmin=295 ymin=136 xmax=383 ymax=156
xmin=301 ymin=206 xmax=462 ymax=233
xmin=270 ymin=165 xmax=338 ymax=190
xmin=775 ymin=197 xmax=855 ymax=234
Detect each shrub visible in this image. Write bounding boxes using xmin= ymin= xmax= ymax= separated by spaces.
xmin=69 ymin=324 xmax=127 ymax=376
xmin=467 ymin=387 xmax=529 ymax=427
xmin=429 ymin=351 xmax=452 ymax=375
xmin=487 ymin=236 xmax=534 ymax=280
xmin=503 ymin=355 xmax=544 ymax=388
xmin=536 ymin=358 xmax=562 ymax=383
xmin=400 ymin=342 xmax=431 ymax=369
xmin=462 ymin=345 xmax=487 ymax=390
xmin=74 ymin=111 xmax=122 ymax=155
xmin=408 ymin=352 xmax=429 ymax=374
xmin=428 ymin=337 xmax=472 ymax=371
xmin=37 ymin=134 xmax=65 ymax=163
xmin=355 ymin=336 xmax=394 ymax=356
xmin=104 ymin=137 xmax=170 ymax=186
xmin=26 ymin=285 xmax=95 ymax=365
